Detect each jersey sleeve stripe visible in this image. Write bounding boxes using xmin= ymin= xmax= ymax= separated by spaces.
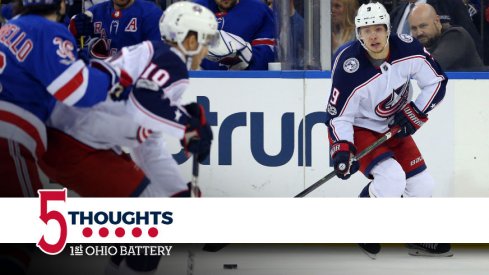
xmin=146 ymin=40 xmax=154 ymax=58
xmin=331 ymin=45 xmax=351 ymax=80
xmin=417 ymin=58 xmax=445 ymax=112
xmin=422 ymin=59 xmax=445 ymax=78
xmin=46 ymin=60 xmax=89 ymax=105
xmin=328 ymin=120 xmax=340 ymax=142
xmin=251 ymin=38 xmax=276 ymax=46
xmin=421 ymin=81 xmax=442 ymax=113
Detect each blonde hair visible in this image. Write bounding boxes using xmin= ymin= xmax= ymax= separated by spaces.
xmin=332 ymin=0 xmax=359 ymax=52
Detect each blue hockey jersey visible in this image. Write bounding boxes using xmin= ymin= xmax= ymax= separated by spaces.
xmin=89 ymin=0 xmax=162 ymax=56
xmin=0 ymin=15 xmax=116 ymax=157
xmin=326 ymin=34 xmax=447 ymax=143
xmin=194 ymin=0 xmax=276 ymax=70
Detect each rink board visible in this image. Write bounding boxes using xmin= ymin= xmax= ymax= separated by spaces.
xmin=167 ymin=72 xmax=488 ymax=197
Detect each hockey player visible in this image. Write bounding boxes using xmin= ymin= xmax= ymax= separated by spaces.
xmin=326 ymin=2 xmax=451 ymax=257
xmin=0 ymin=0 xmax=131 ymax=273
xmin=43 ymin=2 xmax=217 ymax=273
xmin=0 ymin=0 xmax=130 ymax=197
xmin=45 ymin=1 xmax=216 ymax=198
xmin=194 ymin=0 xmax=276 ymax=70
xmin=68 ymin=0 xmax=162 ymax=58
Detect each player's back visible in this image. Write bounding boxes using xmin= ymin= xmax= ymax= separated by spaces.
xmin=128 ymin=40 xmax=190 ymax=131
xmin=0 ymin=15 xmax=76 ymax=121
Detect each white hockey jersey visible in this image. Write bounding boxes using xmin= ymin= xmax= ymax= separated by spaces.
xmin=47 ymin=40 xmax=195 ymax=197
xmin=326 ymin=34 xmax=447 ymax=143
xmin=48 ymin=40 xmax=194 ymax=149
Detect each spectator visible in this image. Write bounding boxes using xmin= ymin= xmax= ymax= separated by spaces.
xmin=195 ymin=0 xmax=276 ymax=70
xmin=268 ymin=0 xmax=304 ymax=69
xmin=64 ymin=0 xmax=108 ymax=26
xmin=1 ymin=1 xmax=14 ymax=22
xmin=288 ymin=0 xmax=304 ymax=69
xmin=357 ymin=0 xmax=393 ymax=12
xmin=463 ymin=0 xmax=481 ymax=33
xmin=69 ymin=0 xmax=162 ymax=58
xmin=390 ymin=0 xmax=482 ymax=58
xmin=1 ymin=0 xmax=23 ymax=25
xmin=409 ymin=3 xmax=485 ymax=71
xmin=331 ymin=0 xmax=358 ymax=54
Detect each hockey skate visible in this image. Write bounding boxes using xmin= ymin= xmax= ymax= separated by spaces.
xmin=358 ymin=243 xmax=381 ymax=259
xmin=406 ymin=243 xmax=453 ymax=257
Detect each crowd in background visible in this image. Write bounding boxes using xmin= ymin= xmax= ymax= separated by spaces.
xmin=1 ymin=0 xmax=488 ymax=71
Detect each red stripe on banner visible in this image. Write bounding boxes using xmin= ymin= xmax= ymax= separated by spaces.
xmin=0 ymin=111 xmax=46 ymax=157
xmin=53 ymin=68 xmax=84 ymax=101
xmin=251 ymin=39 xmax=276 ymax=46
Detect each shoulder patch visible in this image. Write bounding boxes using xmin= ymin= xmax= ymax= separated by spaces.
xmin=343 ymin=58 xmax=359 ymax=73
xmin=327 ymin=103 xmax=338 ymax=116
xmin=398 ymin=33 xmax=413 ymax=43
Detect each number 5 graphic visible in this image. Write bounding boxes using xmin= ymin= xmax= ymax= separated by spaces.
xmin=37 ymin=189 xmax=68 ymax=255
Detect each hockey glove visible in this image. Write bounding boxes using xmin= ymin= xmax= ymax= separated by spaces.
xmin=69 ymin=11 xmax=94 ymax=39
xmin=207 ymin=30 xmax=253 ymax=70
xmin=89 ymin=59 xmax=133 ymax=101
xmin=180 ymin=103 xmax=213 ymax=162
xmin=390 ymin=102 xmax=428 ymax=137
xmin=330 ymin=140 xmax=359 ymax=180
xmin=86 ymin=37 xmax=110 ymax=59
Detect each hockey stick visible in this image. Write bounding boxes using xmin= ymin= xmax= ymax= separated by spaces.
xmin=80 ymin=0 xmax=86 ymax=49
xmin=294 ymin=126 xmax=401 ymax=198
xmin=190 ymin=153 xmax=200 ymax=197
xmin=193 ymin=155 xmax=231 ymax=252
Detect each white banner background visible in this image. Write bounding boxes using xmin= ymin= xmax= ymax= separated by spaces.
xmin=1 ymin=197 xmax=489 ymax=244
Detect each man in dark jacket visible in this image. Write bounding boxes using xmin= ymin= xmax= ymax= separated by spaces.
xmin=409 ymin=3 xmax=485 ymax=71
xmin=391 ymin=0 xmax=483 ymax=58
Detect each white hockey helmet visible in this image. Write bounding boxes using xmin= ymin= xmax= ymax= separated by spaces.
xmin=354 ymin=2 xmax=391 ymax=41
xmin=159 ymin=2 xmax=219 ymax=56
